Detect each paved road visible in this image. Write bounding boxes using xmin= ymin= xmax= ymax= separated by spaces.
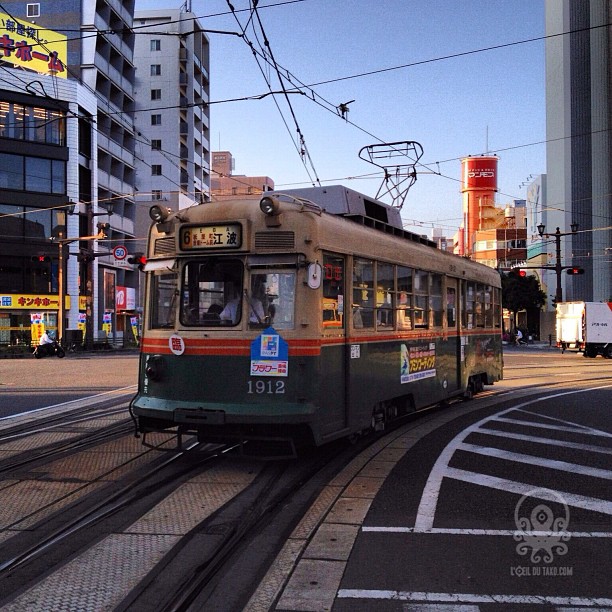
xmin=0 ymin=352 xmax=139 ymax=417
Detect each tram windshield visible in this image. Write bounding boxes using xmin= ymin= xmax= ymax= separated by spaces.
xmin=150 ymin=272 xmax=179 ymax=329
xmin=178 ymin=258 xmax=296 ymax=329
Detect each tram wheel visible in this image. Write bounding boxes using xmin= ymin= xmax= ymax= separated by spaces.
xmin=462 ymin=383 xmax=474 ymax=401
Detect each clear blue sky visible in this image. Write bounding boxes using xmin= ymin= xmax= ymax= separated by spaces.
xmin=135 ymin=0 xmax=545 ymax=236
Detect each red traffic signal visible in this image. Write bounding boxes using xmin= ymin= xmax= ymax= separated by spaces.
xmin=127 ymin=254 xmax=147 ymax=270
xmin=31 ymin=255 xmax=51 ymax=263
xmin=511 ymin=268 xmax=527 ymax=277
xmin=566 ymin=267 xmax=584 ymax=275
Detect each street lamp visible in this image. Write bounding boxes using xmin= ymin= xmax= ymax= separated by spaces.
xmin=537 ymin=222 xmax=579 ymax=305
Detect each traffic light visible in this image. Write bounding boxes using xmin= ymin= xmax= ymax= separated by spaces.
xmin=566 ymin=267 xmax=584 ymax=275
xmin=31 ymin=255 xmax=51 ymax=263
xmin=77 ymin=250 xmax=96 ymax=263
xmin=511 ymin=268 xmax=527 ymax=278
xmin=97 ymin=222 xmax=110 ymax=237
xmin=127 ymin=253 xmax=147 ymax=271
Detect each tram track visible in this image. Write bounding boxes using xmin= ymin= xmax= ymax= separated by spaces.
xmin=0 ymin=402 xmax=135 ymax=475
xmin=0 ymin=438 xmax=207 ymax=575
xmin=0 ymin=433 xmax=240 ymax=605
xmin=0 ymin=353 xmax=610 ymax=610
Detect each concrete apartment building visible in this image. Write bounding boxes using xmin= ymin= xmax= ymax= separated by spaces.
xmin=211 ymin=151 xmax=274 ymax=200
xmin=132 ymin=9 xmax=211 ymax=213
xmin=130 ymin=9 xmax=211 ymax=314
xmin=0 ymin=2 xmax=211 ymax=347
xmin=1 ymin=0 xmax=134 ymax=347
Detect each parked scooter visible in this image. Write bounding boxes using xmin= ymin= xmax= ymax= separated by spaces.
xmin=33 ymin=340 xmax=66 ymax=359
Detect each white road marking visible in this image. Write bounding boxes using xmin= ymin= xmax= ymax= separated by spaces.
xmin=414 ymin=386 xmax=612 ymax=531
xmin=362 ymin=526 xmax=612 ymax=537
xmin=336 ymin=590 xmax=612 ymax=607
xmin=444 ymin=467 xmax=612 ymax=516
xmin=0 ymin=386 xmax=137 ymax=421
xmin=492 ymin=417 xmax=612 ymax=437
xmin=472 ymin=429 xmax=612 ymax=455
xmin=457 ymin=442 xmax=612 ymax=480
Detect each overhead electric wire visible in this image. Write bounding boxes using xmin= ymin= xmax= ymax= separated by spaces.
xmin=224 ymin=0 xmax=320 ymax=186
xmin=2 ymin=2 xmax=610 ymax=233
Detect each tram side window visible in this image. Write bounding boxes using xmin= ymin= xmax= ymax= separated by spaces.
xmin=430 ymin=273 xmax=443 ymax=327
xmin=447 ymin=286 xmax=457 ymax=328
xmin=484 ymin=285 xmax=493 ymax=327
xmin=180 ymin=259 xmax=243 ymax=326
xmin=413 ymin=270 xmax=429 ymax=328
xmin=150 ymin=272 xmax=178 ymax=329
xmin=493 ymin=287 xmax=502 ymax=327
xmin=464 ymin=281 xmax=475 ymax=329
xmin=376 ymin=263 xmax=394 ymax=328
xmin=475 ymin=284 xmax=485 ymax=327
xmin=322 ymin=253 xmax=344 ymax=330
xmin=248 ymin=271 xmax=295 ymax=329
xmin=396 ymin=266 xmax=413 ymax=330
xmin=352 ymin=258 xmax=374 ymax=328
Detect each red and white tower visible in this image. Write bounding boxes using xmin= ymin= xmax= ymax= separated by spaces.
xmin=460 ymin=156 xmax=498 ymax=256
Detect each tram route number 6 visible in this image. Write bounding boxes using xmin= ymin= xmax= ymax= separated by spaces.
xmin=247 ymin=380 xmax=286 ymax=394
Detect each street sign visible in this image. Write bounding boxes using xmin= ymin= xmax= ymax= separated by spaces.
xmin=112 ymin=245 xmax=127 ymax=260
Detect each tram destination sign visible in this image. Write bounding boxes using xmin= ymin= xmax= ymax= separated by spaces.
xmin=180 ymin=223 xmax=242 ymax=250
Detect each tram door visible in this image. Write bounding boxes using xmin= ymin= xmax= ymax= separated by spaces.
xmin=320 ymin=253 xmax=347 ymax=434
xmin=446 ymin=279 xmax=461 ymax=392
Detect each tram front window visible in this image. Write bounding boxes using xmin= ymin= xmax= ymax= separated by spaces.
xmin=150 ymin=272 xmax=178 ymax=329
xmin=249 ymin=271 xmax=295 ymax=329
xmin=180 ymin=258 xmax=244 ymax=326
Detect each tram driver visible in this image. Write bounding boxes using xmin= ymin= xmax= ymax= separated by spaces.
xmin=220 ymin=288 xmax=265 ymax=325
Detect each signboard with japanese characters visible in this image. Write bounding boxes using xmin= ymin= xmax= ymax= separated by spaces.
xmin=180 ymin=223 xmax=242 ymax=251
xmin=0 ymin=12 xmax=67 ymax=77
xmin=30 ymin=312 xmax=44 ymax=344
xmin=0 ymin=293 xmax=70 ymax=310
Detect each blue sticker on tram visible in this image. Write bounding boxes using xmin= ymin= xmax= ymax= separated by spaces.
xmin=250 ymin=327 xmax=289 ymax=377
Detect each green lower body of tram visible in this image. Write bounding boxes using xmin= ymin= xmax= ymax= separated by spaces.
xmin=130 ymin=332 xmax=502 ymax=454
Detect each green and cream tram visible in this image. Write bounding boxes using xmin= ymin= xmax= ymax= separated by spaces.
xmin=130 ymin=186 xmax=503 ymax=454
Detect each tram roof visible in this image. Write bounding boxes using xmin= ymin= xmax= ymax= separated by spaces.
xmin=268 ymin=185 xmax=437 ymax=248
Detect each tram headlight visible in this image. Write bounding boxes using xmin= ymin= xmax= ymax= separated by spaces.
xmin=260 ymin=196 xmax=280 ymax=216
xmin=145 ymin=355 xmax=165 ymax=381
xmin=149 ymin=205 xmax=170 ymax=223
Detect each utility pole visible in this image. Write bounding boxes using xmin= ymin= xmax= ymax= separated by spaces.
xmin=536 ymin=222 xmax=579 ymax=305
xmin=55 ymin=222 xmax=108 ymax=346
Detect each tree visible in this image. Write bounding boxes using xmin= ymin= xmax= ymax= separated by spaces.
xmin=502 ymin=271 xmax=547 ymax=331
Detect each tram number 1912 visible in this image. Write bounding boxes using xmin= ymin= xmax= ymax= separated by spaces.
xmin=247 ymin=380 xmax=286 ymax=394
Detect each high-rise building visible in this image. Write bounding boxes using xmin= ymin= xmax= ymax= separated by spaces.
xmin=132 ymin=9 xmax=211 ymax=212
xmin=545 ymin=0 xmax=612 ymax=303
xmin=0 ymin=2 xmax=212 ymax=349
xmin=1 ymin=0 xmax=139 ymax=348
xmin=130 ymin=9 xmax=211 ymax=315
xmin=0 ymin=4 xmax=100 ymax=347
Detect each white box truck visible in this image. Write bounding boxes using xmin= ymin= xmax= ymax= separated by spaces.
xmin=556 ymin=301 xmax=612 ymax=358
xmin=556 ymin=301 xmax=584 ymax=352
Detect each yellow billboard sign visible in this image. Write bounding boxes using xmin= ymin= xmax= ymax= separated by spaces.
xmin=0 ymin=293 xmax=71 ymax=310
xmin=0 ymin=12 xmax=67 ymax=78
